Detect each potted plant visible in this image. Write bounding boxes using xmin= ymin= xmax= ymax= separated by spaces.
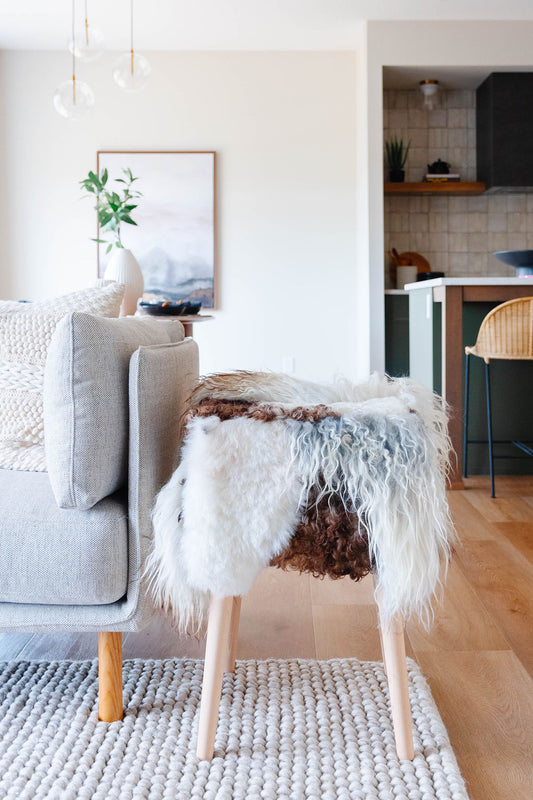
xmin=385 ymin=137 xmax=410 ymax=183
xmin=80 ymin=167 xmax=144 ymax=315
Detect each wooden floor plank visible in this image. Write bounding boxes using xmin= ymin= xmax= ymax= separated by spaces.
xmin=309 ymin=573 xmax=375 ymax=605
xmin=447 ymin=491 xmax=498 ymax=541
xmin=407 ymin=559 xmax=510 ymax=654
xmin=314 ymin=604 xmax=378 ymax=661
xmin=495 ymin=522 xmax=533 ymax=565
xmin=464 ymin=488 xmax=533 ymax=523
xmin=0 ymin=633 xmax=37 ymax=660
xmin=235 ymin=568 xmax=316 ymax=660
xmin=455 ymin=539 xmax=533 ymax=676
xmin=417 ymin=650 xmax=533 ymax=800
xmin=123 ymin=611 xmax=205 ymax=660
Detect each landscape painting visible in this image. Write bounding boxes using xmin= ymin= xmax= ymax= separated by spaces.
xmin=97 ymin=151 xmax=216 ymax=308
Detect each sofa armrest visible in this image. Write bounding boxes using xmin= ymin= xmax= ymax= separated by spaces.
xmin=126 ymin=339 xmax=199 ymax=627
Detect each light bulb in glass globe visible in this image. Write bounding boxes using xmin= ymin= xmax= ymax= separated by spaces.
xmin=68 ymin=23 xmax=105 ymax=62
xmin=53 ymin=79 xmax=95 ymax=120
xmin=112 ymin=52 xmax=151 ymax=92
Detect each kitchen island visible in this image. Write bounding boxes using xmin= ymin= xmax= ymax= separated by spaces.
xmin=405 ymin=277 xmax=533 ymax=487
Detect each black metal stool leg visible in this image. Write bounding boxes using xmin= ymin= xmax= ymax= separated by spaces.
xmin=485 ymin=360 xmax=495 ymax=498
xmin=463 ymin=353 xmax=470 ymax=478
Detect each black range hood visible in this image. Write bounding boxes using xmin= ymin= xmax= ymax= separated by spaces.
xmin=477 ymin=72 xmax=533 ymax=193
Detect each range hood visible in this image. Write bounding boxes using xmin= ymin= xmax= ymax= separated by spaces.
xmin=477 ymin=72 xmax=533 ymax=193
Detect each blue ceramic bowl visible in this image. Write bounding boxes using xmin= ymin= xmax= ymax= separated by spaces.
xmin=493 ymin=251 xmax=533 ymax=277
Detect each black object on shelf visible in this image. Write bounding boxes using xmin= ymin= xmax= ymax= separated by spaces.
xmin=416 ymin=272 xmax=445 ymax=281
xmin=139 ymin=300 xmax=202 ymax=316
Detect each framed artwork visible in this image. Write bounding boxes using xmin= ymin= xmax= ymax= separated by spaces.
xmin=96 ymin=151 xmax=216 ymax=308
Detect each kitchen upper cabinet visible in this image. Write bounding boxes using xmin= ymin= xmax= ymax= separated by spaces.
xmin=477 ymin=72 xmax=533 ymax=190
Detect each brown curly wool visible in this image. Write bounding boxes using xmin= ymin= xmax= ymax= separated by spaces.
xmin=187 ymin=397 xmax=373 ymax=582
xmin=187 ymin=398 xmax=339 ymax=424
xmin=271 ymin=490 xmax=372 ymax=581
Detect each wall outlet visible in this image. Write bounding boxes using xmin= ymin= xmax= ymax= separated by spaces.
xmin=282 ymin=356 xmax=295 ymax=374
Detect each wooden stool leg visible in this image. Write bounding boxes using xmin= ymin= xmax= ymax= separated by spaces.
xmin=377 ymin=609 xmax=415 ymax=760
xmin=224 ymin=596 xmax=242 ymax=674
xmin=197 ymin=595 xmax=234 ymax=760
xmin=98 ymin=632 xmax=123 ymax=722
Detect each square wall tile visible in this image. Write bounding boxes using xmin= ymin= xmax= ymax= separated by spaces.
xmin=507 ymin=195 xmax=526 ymax=213
xmin=488 ymin=232 xmax=508 ymax=251
xmin=449 ymin=233 xmax=468 ymax=252
xmin=467 ymin=232 xmax=488 ymax=252
xmin=468 ymin=212 xmax=488 ymax=233
xmin=449 ymin=213 xmax=468 ymax=233
xmin=488 ymin=213 xmax=507 ymax=233
xmin=508 ymin=213 xmax=527 ymax=233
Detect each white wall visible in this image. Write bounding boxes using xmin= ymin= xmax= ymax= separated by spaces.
xmin=0 ymin=50 xmax=358 ymax=380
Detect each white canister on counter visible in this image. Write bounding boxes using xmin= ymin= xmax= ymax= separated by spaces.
xmin=396 ymin=265 xmax=418 ymax=289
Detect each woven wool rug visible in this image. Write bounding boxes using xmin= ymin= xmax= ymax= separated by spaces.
xmin=0 ymin=658 xmax=468 ymax=800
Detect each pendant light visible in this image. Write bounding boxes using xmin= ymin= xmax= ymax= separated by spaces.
xmin=53 ymin=0 xmax=95 ymax=120
xmin=419 ymin=79 xmax=440 ymax=110
xmin=68 ymin=0 xmax=104 ymax=62
xmin=112 ymin=0 xmax=151 ymax=92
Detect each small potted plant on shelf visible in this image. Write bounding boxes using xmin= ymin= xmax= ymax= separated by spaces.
xmin=385 ymin=137 xmax=410 ymax=183
xmin=80 ymin=167 xmax=144 ymax=316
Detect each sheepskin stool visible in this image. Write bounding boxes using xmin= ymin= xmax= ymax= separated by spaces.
xmin=147 ymin=371 xmax=453 ymax=762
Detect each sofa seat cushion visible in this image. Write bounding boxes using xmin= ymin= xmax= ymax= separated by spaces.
xmin=0 ymin=470 xmax=128 ymax=606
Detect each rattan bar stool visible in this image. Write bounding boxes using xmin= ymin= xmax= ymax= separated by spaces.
xmin=463 ymin=296 xmax=533 ymax=497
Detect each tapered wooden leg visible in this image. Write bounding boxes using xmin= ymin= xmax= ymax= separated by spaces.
xmin=98 ymin=632 xmax=123 ymax=722
xmin=197 ymin=595 xmax=234 ymax=760
xmin=224 ymin=596 xmax=242 ymax=674
xmin=376 ymin=606 xmax=415 ymax=760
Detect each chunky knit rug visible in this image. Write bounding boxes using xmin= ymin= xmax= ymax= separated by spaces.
xmin=0 ymin=658 xmax=468 ymax=800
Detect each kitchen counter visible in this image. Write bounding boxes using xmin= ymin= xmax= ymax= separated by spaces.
xmin=405 ymin=277 xmax=533 ymax=487
xmin=405 ymin=276 xmax=533 ymax=289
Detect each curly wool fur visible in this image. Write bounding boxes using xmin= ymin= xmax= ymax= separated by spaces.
xmin=147 ymin=372 xmax=453 ymax=633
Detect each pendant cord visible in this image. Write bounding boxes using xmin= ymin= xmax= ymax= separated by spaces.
xmin=72 ymin=0 xmax=76 ymax=104
xmin=130 ymin=0 xmax=134 ymax=75
xmin=72 ymin=0 xmax=76 ymax=81
xmin=85 ymin=0 xmax=89 ymax=45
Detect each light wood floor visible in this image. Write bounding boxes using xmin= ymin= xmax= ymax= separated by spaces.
xmin=2 ymin=475 xmax=533 ymax=799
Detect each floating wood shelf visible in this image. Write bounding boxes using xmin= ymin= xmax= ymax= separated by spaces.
xmin=384 ymin=181 xmax=486 ymax=196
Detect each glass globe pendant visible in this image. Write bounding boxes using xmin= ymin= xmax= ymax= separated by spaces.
xmin=113 ymin=0 xmax=150 ymax=92
xmin=68 ymin=21 xmax=104 ymax=62
xmin=113 ymin=51 xmax=151 ymax=91
xmin=54 ymin=0 xmax=95 ymax=120
xmin=53 ymin=77 xmax=94 ymax=119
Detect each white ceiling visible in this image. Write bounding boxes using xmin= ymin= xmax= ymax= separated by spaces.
xmin=383 ymin=66 xmax=533 ymax=90
xmin=2 ymin=0 xmax=533 ymax=51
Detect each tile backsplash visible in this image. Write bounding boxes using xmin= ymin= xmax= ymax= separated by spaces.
xmin=383 ymin=89 xmax=533 ymax=285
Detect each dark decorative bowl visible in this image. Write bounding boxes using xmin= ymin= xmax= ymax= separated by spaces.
xmin=416 ymin=272 xmax=445 ymax=281
xmin=493 ymin=250 xmax=533 ymax=276
xmin=139 ymin=300 xmax=202 ymax=316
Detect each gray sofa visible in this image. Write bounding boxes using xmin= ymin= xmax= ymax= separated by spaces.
xmin=0 ymin=312 xmax=199 ymax=720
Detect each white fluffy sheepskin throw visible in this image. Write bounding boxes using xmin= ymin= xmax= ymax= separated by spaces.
xmin=147 ymin=372 xmax=453 ymax=633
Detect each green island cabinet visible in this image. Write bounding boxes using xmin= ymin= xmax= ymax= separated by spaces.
xmin=385 ymin=281 xmax=533 ymax=476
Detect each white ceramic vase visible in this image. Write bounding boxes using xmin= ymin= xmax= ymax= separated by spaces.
xmin=104 ymin=248 xmax=144 ymax=316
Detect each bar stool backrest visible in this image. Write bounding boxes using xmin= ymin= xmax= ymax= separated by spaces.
xmin=466 ymin=296 xmax=533 ymax=362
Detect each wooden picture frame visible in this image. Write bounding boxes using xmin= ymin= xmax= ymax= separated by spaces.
xmin=96 ymin=150 xmax=217 ymax=309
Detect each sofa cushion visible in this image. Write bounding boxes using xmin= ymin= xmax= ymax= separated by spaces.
xmin=0 ymin=283 xmax=124 ymax=472
xmin=44 ymin=313 xmax=185 ymax=510
xmin=0 ymin=470 xmax=128 ymax=606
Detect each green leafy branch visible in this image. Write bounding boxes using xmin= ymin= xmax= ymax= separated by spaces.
xmin=80 ymin=167 xmax=142 ymax=254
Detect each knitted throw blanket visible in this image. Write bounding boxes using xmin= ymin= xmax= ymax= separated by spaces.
xmin=147 ymin=372 xmax=453 ymax=633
